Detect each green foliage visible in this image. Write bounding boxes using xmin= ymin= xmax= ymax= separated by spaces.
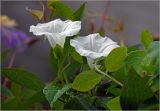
xmin=1 ymin=85 xmax=14 ymax=100
xmin=24 ymin=90 xmax=46 ymax=107
xmin=1 ymin=1 xmax=159 ymax=110
xmin=1 ymin=68 xmax=45 ymax=91
xmin=52 ymin=100 xmax=64 ymax=110
xmin=141 ymin=41 xmax=160 ymax=74
xmin=11 ymin=83 xmax=22 ymax=97
xmin=112 ymin=66 xmax=127 ymax=83
xmin=2 ymin=97 xmax=23 ymax=110
xmin=107 ymin=96 xmax=122 ymax=111
xmin=72 ymin=71 xmax=103 ymax=92
xmin=49 ymin=45 xmax=64 ymax=73
xmin=148 ymin=74 xmax=159 ymax=95
xmin=64 ymin=95 xmax=96 ymax=110
xmin=2 ymin=82 xmax=45 ymax=110
xmin=108 ymin=87 xmax=122 ymax=96
xmin=141 ymin=29 xmax=153 ymax=49
xmin=64 ymin=59 xmax=81 ymax=82
xmin=49 ymin=50 xmax=58 ymax=73
xmin=51 ymin=44 xmax=64 ymax=60
xmin=72 ymin=2 xmax=86 ymax=21
xmin=43 ymin=84 xmax=72 ymax=109
xmin=105 ymin=47 xmax=127 ymax=72
xmin=64 ymin=37 xmax=83 ymax=64
xmin=120 ymin=68 xmax=154 ymax=110
xmin=127 ymin=44 xmax=141 ymax=53
xmin=48 ymin=1 xmax=73 ymax=19
xmin=126 ymin=50 xmax=146 ymax=74
xmin=48 ymin=1 xmax=86 ymax=21
xmin=71 ymin=48 xmax=83 ymax=64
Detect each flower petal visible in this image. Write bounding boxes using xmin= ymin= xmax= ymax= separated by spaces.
xmin=70 ymin=33 xmax=119 ymax=59
xmin=45 ymin=34 xmax=66 ymax=47
xmin=29 ymin=19 xmax=62 ymax=36
xmin=70 ymin=33 xmax=119 ymax=68
xmin=60 ymin=20 xmax=81 ymax=36
xmin=30 ymin=19 xmax=81 ymax=48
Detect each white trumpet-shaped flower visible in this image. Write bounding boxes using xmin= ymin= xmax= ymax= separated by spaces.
xmin=70 ymin=33 xmax=119 ymax=68
xmin=29 ymin=19 xmax=81 ymax=48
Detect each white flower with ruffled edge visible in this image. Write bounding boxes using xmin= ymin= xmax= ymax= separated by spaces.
xmin=70 ymin=33 xmax=119 ymax=68
xmin=29 ymin=19 xmax=81 ymax=48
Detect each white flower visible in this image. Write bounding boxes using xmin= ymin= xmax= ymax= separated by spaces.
xmin=70 ymin=33 xmax=119 ymax=68
xmin=29 ymin=19 xmax=81 ymax=48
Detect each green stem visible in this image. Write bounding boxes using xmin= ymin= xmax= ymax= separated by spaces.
xmin=57 ymin=60 xmax=64 ymax=84
xmin=58 ymin=53 xmax=71 ymax=84
xmin=62 ymin=62 xmax=71 ymax=84
xmin=57 ymin=67 xmax=64 ymax=84
xmin=94 ymin=60 xmax=123 ymax=87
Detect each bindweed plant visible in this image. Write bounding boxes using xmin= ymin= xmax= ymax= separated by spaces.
xmin=1 ymin=1 xmax=159 ymax=110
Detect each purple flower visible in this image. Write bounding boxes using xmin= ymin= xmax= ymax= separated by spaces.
xmin=1 ymin=26 xmax=28 ymax=52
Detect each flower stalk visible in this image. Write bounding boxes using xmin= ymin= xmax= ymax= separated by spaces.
xmin=94 ymin=59 xmax=123 ymax=87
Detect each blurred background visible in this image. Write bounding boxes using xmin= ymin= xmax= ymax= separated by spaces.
xmin=1 ymin=1 xmax=159 ymax=82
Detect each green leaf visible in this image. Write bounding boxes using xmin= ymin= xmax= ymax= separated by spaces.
xmin=34 ymin=103 xmax=43 ymax=110
xmin=49 ymin=48 xmax=58 ymax=73
xmin=63 ymin=36 xmax=74 ymax=55
xmin=105 ymin=47 xmax=127 ymax=72
xmin=141 ymin=55 xmax=157 ymax=74
xmin=1 ymin=68 xmax=45 ymax=91
xmin=64 ymin=95 xmax=96 ymax=110
xmin=127 ymin=44 xmax=141 ymax=53
xmin=112 ymin=66 xmax=127 ymax=83
xmin=2 ymin=97 xmax=24 ymax=110
xmin=51 ymin=84 xmax=71 ymax=103
xmin=72 ymin=2 xmax=86 ymax=21
xmin=11 ymin=83 xmax=22 ymax=97
xmin=108 ymin=87 xmax=122 ymax=96
xmin=150 ymin=75 xmax=159 ymax=93
xmin=95 ymin=97 xmax=110 ymax=109
xmin=64 ymin=59 xmax=81 ymax=82
xmin=48 ymin=1 xmax=73 ymax=19
xmin=141 ymin=41 xmax=160 ymax=74
xmin=146 ymin=41 xmax=159 ymax=60
xmin=52 ymin=100 xmax=64 ymax=110
xmin=72 ymin=71 xmax=103 ymax=92
xmin=71 ymin=49 xmax=83 ymax=64
xmin=1 ymin=85 xmax=13 ymax=100
xmin=10 ymin=82 xmax=40 ymax=105
xmin=49 ymin=45 xmax=64 ymax=73
xmin=64 ymin=37 xmax=83 ymax=63
xmin=138 ymin=103 xmax=159 ymax=110
xmin=82 ymin=64 xmax=90 ymax=71
xmin=43 ymin=85 xmax=59 ymax=107
xmin=24 ymin=90 xmax=46 ymax=107
xmin=120 ymin=68 xmax=153 ymax=110
xmin=107 ymin=96 xmax=122 ymax=111
xmin=126 ymin=50 xmax=146 ymax=74
xmin=43 ymin=84 xmax=72 ymax=108
xmin=19 ymin=87 xmax=36 ymax=101
xmin=141 ymin=29 xmax=153 ymax=49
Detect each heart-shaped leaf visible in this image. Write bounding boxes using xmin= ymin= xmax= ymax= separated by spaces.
xmin=72 ymin=71 xmax=103 ymax=92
